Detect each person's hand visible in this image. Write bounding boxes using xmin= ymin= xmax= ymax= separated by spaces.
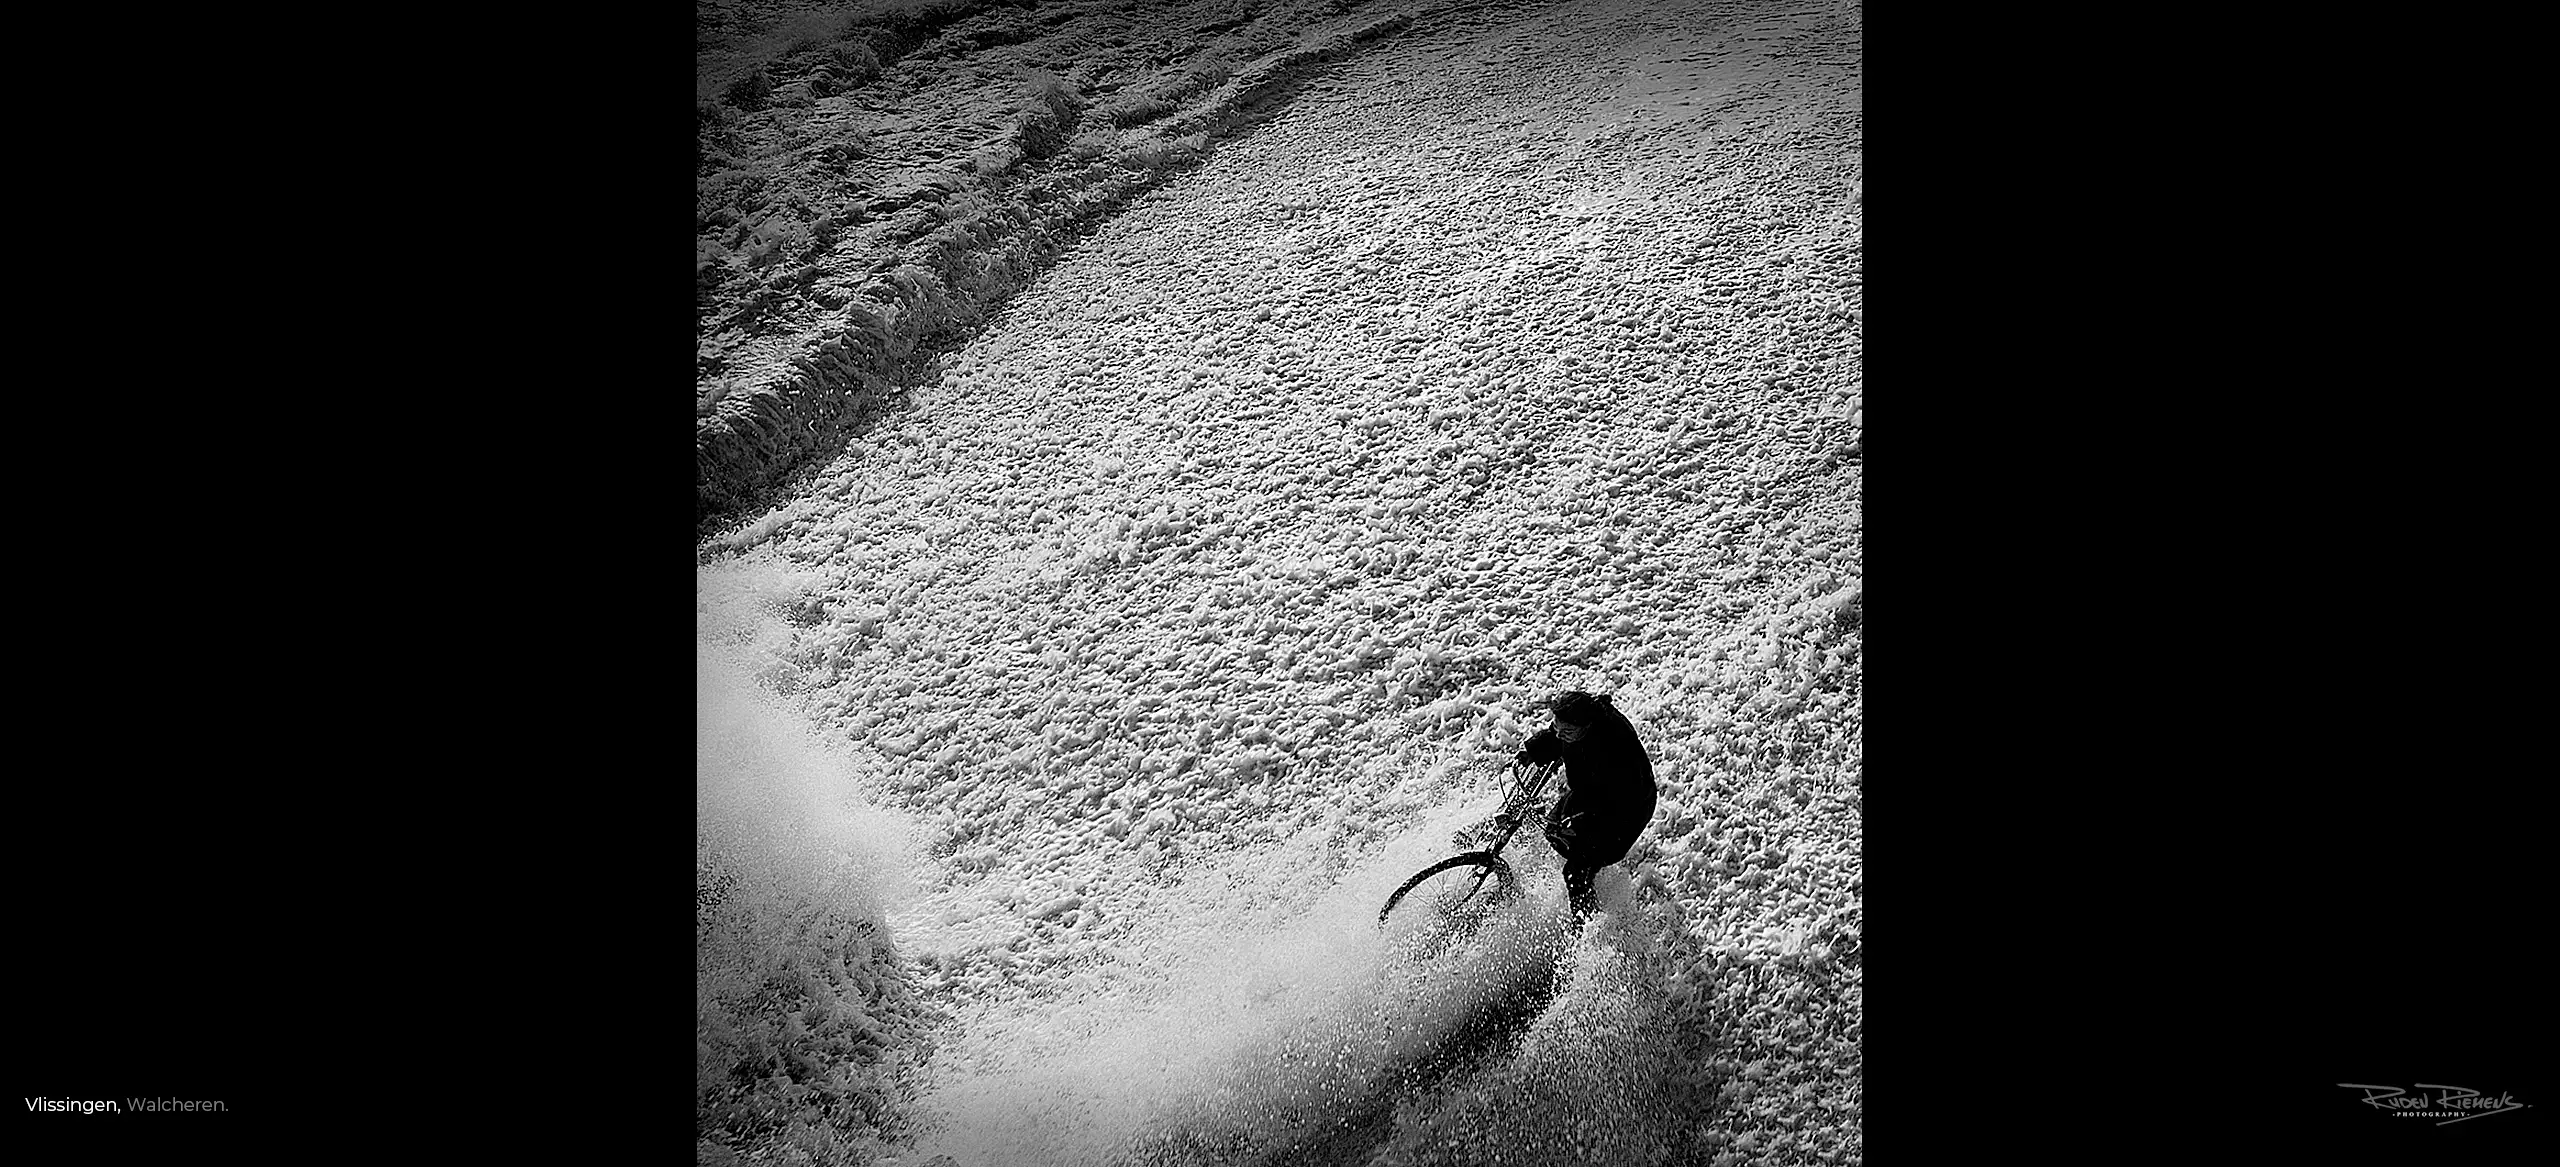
xmin=1517 ymin=734 xmax=1562 ymax=767
xmin=1493 ymin=813 xmax=1519 ymax=832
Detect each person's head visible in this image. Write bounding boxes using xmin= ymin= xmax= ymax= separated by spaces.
xmin=1547 ymin=690 xmax=1608 ymax=742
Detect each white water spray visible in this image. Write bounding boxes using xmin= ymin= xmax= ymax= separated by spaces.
xmin=890 ymin=795 xmax=1708 ymax=1167
xmin=698 ymin=559 xmax=1725 ymax=1167
xmin=698 ymin=561 xmax=938 ymax=1164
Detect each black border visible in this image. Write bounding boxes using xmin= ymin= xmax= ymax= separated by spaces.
xmin=27 ymin=0 xmax=2535 ymax=1161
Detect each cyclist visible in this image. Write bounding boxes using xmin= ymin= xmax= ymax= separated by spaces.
xmin=1512 ymin=690 xmax=1657 ymax=920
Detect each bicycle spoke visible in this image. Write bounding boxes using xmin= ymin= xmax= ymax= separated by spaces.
xmin=1380 ymin=851 xmax=1517 ymax=928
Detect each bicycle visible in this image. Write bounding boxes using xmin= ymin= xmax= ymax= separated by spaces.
xmin=1377 ymin=759 xmax=1565 ymax=927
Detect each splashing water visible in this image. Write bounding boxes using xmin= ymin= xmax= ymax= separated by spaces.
xmin=698 ymin=563 xmax=924 ymax=930
xmin=699 ymin=559 xmax=1726 ymax=1167
xmin=890 ymin=804 xmax=1715 ymax=1167
xmin=698 ymin=563 xmax=940 ymax=1164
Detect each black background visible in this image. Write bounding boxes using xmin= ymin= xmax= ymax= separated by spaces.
xmin=12 ymin=0 xmax=2541 ymax=1161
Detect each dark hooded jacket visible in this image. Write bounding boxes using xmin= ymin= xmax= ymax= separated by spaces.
xmin=1517 ymin=694 xmax=1656 ymax=868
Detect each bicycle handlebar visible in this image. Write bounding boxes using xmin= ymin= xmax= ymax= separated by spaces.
xmin=1478 ymin=760 xmax=1561 ymax=857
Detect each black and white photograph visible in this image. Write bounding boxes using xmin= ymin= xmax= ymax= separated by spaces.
xmin=695 ymin=0 xmax=1861 ymax=1162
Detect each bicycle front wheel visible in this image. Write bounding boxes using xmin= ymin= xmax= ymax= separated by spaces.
xmin=1378 ymin=850 xmax=1517 ymax=924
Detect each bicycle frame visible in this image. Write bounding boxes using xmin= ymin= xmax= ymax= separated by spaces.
xmin=1377 ymin=760 xmax=1563 ymax=926
xmin=1480 ymin=760 xmax=1561 ymax=859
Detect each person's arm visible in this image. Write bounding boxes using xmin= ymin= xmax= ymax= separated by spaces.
xmin=1516 ymin=728 xmax=1562 ymax=766
xmin=1493 ymin=733 xmax=1564 ymax=832
xmin=1543 ymin=770 xmax=1584 ymax=851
